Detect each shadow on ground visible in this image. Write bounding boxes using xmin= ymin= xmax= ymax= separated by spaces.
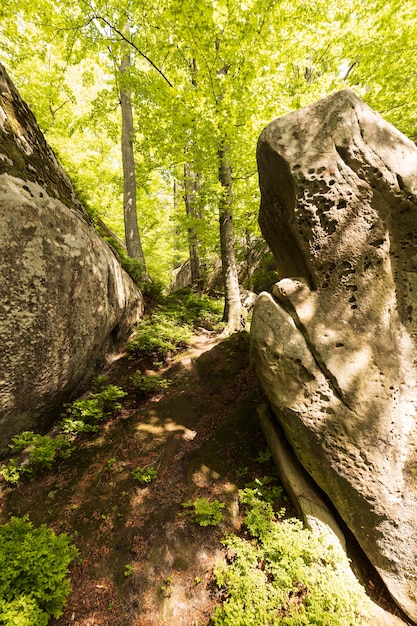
xmin=0 ymin=332 xmax=276 ymax=626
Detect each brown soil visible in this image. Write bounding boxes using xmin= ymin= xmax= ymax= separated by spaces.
xmin=0 ymin=332 xmax=276 ymax=625
xmin=0 ymin=331 xmax=410 ymax=626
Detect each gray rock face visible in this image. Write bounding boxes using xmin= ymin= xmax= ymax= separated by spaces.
xmin=0 ymin=64 xmax=143 ymax=454
xmin=250 ymin=89 xmax=417 ymax=622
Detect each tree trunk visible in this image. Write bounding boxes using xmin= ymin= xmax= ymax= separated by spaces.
xmin=183 ymin=162 xmax=203 ymax=294
xmin=119 ymin=42 xmax=147 ymax=275
xmin=218 ymin=144 xmax=245 ymax=333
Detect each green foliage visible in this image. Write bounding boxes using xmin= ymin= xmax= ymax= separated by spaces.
xmin=128 ymin=370 xmax=171 ymax=396
xmin=164 ymin=291 xmax=224 ymax=331
xmin=0 ymin=433 xmax=73 ymax=483
xmin=212 ymin=486 xmax=370 ymax=625
xmin=3 ymin=0 xmax=417 ymax=305
xmin=123 ymin=564 xmax=134 ymax=577
xmin=60 ymin=384 xmax=126 ymax=434
xmin=0 ymin=384 xmax=127 ymax=484
xmin=131 ymin=466 xmax=157 ymax=484
xmin=104 ymin=237 xmax=145 ymax=285
xmin=159 ymin=576 xmax=174 ymax=597
xmin=9 ymin=432 xmax=73 ymax=467
xmin=240 ymin=476 xmax=283 ymax=505
xmin=106 ymin=457 xmax=118 ymax=471
xmin=182 ymin=497 xmax=225 ymax=527
xmin=0 ymin=458 xmax=24 ymax=485
xmin=127 ymin=292 xmax=223 ymax=360
xmin=0 ymin=516 xmax=78 ymax=625
xmin=127 ymin=312 xmax=192 ymax=360
xmin=256 ymin=449 xmax=272 ymax=464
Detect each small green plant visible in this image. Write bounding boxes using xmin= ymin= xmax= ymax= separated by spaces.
xmin=128 ymin=370 xmax=171 ymax=396
xmin=159 ymin=576 xmax=173 ymax=597
xmin=123 ymin=564 xmax=134 ymax=577
xmin=256 ymin=449 xmax=272 ymax=463
xmin=106 ymin=457 xmax=117 ymax=471
xmin=131 ymin=466 xmax=157 ymax=484
xmin=182 ymin=497 xmax=225 ymax=527
xmin=211 ymin=484 xmax=371 ymax=625
xmin=91 ymin=375 xmax=110 ymax=391
xmin=0 ymin=516 xmax=78 ymax=625
xmin=59 ymin=384 xmax=126 ymax=434
xmin=9 ymin=432 xmax=73 ymax=466
xmin=0 ymin=432 xmax=73 ymax=483
xmin=127 ymin=312 xmax=192 ymax=361
xmin=0 ymin=458 xmax=23 ymax=485
xmin=240 ymin=476 xmax=283 ymax=505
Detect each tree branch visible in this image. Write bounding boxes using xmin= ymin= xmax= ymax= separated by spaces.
xmin=91 ymin=13 xmax=173 ymax=87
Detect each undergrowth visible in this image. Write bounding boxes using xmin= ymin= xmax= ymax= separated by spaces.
xmin=127 ymin=290 xmax=224 ymax=361
xmin=59 ymin=383 xmax=126 ymax=435
xmin=212 ymin=478 xmax=371 ymax=625
xmin=0 ymin=383 xmax=126 ymax=484
xmin=128 ymin=370 xmax=171 ymax=396
xmin=0 ymin=516 xmax=78 ymax=626
xmin=131 ymin=466 xmax=158 ymax=484
xmin=182 ymin=497 xmax=225 ymax=527
xmin=0 ymin=292 xmax=223 ymax=486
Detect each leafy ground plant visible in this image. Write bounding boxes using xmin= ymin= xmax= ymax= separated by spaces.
xmin=162 ymin=290 xmax=224 ymax=331
xmin=59 ymin=384 xmax=126 ymax=434
xmin=212 ymin=487 xmax=371 ymax=625
xmin=0 ymin=433 xmax=73 ymax=484
xmin=182 ymin=497 xmax=225 ymax=527
xmin=0 ymin=516 xmax=78 ymax=626
xmin=131 ymin=466 xmax=157 ymax=484
xmin=0 ymin=384 xmax=127 ymax=484
xmin=126 ymin=292 xmax=224 ymax=361
xmin=128 ymin=370 xmax=171 ymax=396
xmin=127 ymin=311 xmax=192 ymax=361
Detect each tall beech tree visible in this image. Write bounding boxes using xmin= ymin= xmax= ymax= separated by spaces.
xmin=119 ymin=33 xmax=147 ymax=270
xmin=183 ymin=163 xmax=203 ymax=293
xmin=2 ymin=0 xmax=417 ymax=325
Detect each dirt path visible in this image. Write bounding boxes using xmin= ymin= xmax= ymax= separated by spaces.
xmin=0 ymin=331 xmax=410 ymax=626
xmin=0 ymin=332 xmax=272 ymax=625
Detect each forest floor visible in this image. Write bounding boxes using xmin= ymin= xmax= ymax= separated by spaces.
xmin=0 ymin=330 xmax=411 ymax=626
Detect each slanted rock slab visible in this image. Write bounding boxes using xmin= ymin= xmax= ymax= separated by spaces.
xmin=251 ymin=89 xmax=417 ymax=623
xmin=0 ymin=63 xmax=143 ymax=454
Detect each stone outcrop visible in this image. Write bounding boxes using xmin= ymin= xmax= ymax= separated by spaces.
xmin=250 ymin=89 xmax=417 ymax=622
xmin=0 ymin=63 xmax=143 ymax=455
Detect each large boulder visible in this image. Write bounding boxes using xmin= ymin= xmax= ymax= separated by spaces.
xmin=251 ymin=89 xmax=417 ymax=622
xmin=0 ymin=64 xmax=143 ymax=455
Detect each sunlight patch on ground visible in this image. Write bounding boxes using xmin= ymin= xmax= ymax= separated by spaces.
xmin=136 ymin=412 xmax=198 ymax=439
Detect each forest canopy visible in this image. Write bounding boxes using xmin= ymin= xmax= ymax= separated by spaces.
xmin=1 ymin=0 xmax=416 ymax=325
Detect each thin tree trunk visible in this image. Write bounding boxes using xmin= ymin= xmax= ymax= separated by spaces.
xmin=172 ymin=178 xmax=181 ymax=266
xmin=183 ymin=162 xmax=203 ymax=294
xmin=245 ymin=223 xmax=255 ymax=291
xmin=119 ymin=41 xmax=147 ymax=275
xmin=218 ymin=144 xmax=245 ymax=333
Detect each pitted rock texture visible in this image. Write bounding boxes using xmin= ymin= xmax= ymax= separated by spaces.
xmin=0 ymin=63 xmax=143 ymax=454
xmin=251 ymin=89 xmax=417 ymax=623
